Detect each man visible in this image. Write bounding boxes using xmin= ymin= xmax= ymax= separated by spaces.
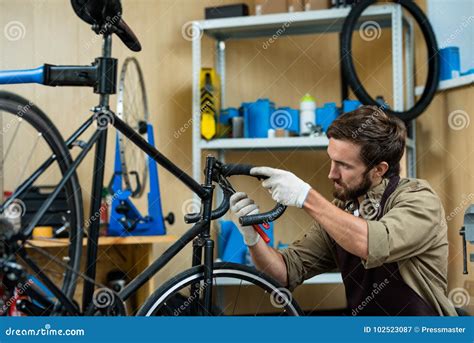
xmin=230 ymin=106 xmax=457 ymax=316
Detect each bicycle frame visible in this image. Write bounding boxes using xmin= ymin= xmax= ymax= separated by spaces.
xmin=0 ymin=33 xmax=219 ymax=315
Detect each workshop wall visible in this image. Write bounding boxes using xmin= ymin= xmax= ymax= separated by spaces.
xmin=0 ymin=0 xmax=471 ymax=312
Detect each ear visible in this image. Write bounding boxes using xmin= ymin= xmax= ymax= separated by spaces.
xmin=374 ymin=161 xmax=389 ymax=178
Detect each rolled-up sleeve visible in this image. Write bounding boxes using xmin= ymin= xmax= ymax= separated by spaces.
xmin=280 ymin=222 xmax=337 ymax=291
xmin=362 ymin=184 xmax=446 ymax=269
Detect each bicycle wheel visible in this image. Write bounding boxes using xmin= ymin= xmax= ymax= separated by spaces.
xmin=117 ymin=57 xmax=149 ymax=198
xmin=137 ymin=262 xmax=302 ymax=316
xmin=341 ymin=0 xmax=439 ymax=121
xmin=0 ymin=91 xmax=83 ymax=306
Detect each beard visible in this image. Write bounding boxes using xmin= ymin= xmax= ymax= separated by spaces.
xmin=332 ymin=169 xmax=373 ymax=202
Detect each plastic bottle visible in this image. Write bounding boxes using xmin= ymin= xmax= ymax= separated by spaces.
xmin=299 ymin=93 xmax=316 ymax=136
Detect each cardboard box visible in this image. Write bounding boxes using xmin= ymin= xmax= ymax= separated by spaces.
xmin=304 ymin=0 xmax=331 ymax=11
xmin=255 ymin=0 xmax=287 ymax=15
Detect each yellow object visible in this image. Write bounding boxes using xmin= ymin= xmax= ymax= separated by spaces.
xmin=33 ymin=226 xmax=53 ymax=239
xmin=200 ymin=68 xmax=219 ymax=140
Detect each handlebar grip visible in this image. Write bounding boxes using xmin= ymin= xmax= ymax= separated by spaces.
xmin=239 ymin=203 xmax=287 ymax=226
xmin=220 ymin=164 xmax=254 ymax=177
xmin=184 ymin=213 xmax=200 ymax=224
xmin=220 ymin=164 xmax=269 ymax=180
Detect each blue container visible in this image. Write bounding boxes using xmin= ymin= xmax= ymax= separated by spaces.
xmin=271 ymin=107 xmax=299 ymax=134
xmin=316 ymin=102 xmax=338 ymax=132
xmin=343 ymin=99 xmax=361 ymax=113
xmin=242 ymin=99 xmax=275 ymax=138
xmin=220 ymin=107 xmax=239 ymax=124
xmin=218 ymin=220 xmax=274 ymax=264
xmin=439 ymin=47 xmax=461 ymax=81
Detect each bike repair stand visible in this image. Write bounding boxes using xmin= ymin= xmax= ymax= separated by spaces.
xmin=108 ymin=123 xmax=174 ymax=236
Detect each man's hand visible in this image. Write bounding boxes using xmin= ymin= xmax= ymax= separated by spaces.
xmin=230 ymin=192 xmax=260 ymax=246
xmin=250 ymin=167 xmax=311 ymax=208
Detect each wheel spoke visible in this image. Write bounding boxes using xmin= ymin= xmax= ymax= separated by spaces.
xmin=14 ymin=132 xmax=42 ymax=190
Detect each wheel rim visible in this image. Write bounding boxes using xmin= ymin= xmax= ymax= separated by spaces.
xmin=0 ymin=94 xmax=82 ymax=309
xmin=144 ymin=267 xmax=300 ymax=316
xmin=117 ymin=57 xmax=149 ymax=198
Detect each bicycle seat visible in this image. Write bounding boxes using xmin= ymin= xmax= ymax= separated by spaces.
xmin=70 ymin=0 xmax=142 ymax=52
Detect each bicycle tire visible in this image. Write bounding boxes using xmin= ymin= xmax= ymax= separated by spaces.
xmin=341 ymin=0 xmax=440 ymax=122
xmin=137 ymin=262 xmax=302 ymax=316
xmin=0 ymin=91 xmax=83 ymax=301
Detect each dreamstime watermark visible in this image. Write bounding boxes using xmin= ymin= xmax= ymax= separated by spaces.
xmin=84 ymin=190 xmax=122 ymax=228
xmin=174 ymin=102 xmax=214 ymax=139
xmin=83 ymin=14 xmax=121 ymax=51
xmin=446 ymin=193 xmax=474 ymax=222
xmin=4 ymin=199 xmax=26 ymax=219
xmin=181 ymin=21 xmax=203 ymax=41
xmin=262 ymin=18 xmax=294 ymax=49
xmin=5 ymin=324 xmax=85 ymax=337
xmin=359 ymin=21 xmax=382 ymax=42
xmin=442 ymin=15 xmax=474 ymax=46
xmin=173 ymin=280 xmax=210 ymax=316
xmin=1 ymin=101 xmax=34 ymax=136
xmin=351 ymin=105 xmax=385 ymax=139
xmin=173 ymin=117 xmax=193 ymax=139
xmin=270 ymin=109 xmax=292 ymax=130
xmin=270 ymin=287 xmax=293 ymax=309
xmin=93 ymin=110 xmax=115 ymax=131
xmin=359 ymin=198 xmax=381 ymax=220
xmin=0 ymin=279 xmax=33 ymax=315
xmin=352 ymin=278 xmax=390 ymax=316
xmin=448 ymin=110 xmax=470 ymax=131
xmin=181 ymin=198 xmax=201 ymax=216
xmin=92 ymin=287 xmax=115 ymax=309
xmin=4 ymin=21 xmax=26 ymax=41
xmin=448 ymin=287 xmax=470 ymax=308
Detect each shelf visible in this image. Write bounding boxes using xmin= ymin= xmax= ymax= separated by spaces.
xmin=216 ymin=272 xmax=342 ymax=286
xmin=415 ymin=74 xmax=474 ymax=96
xmin=198 ymin=5 xmax=395 ymax=40
xmin=202 ymin=136 xmax=415 ymax=151
xmin=201 ymin=136 xmax=330 ymax=150
xmin=28 ymin=235 xmax=177 ymax=248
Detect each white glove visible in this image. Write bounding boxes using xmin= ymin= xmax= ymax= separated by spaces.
xmin=229 ymin=192 xmax=260 ymax=247
xmin=250 ymin=167 xmax=311 ymax=208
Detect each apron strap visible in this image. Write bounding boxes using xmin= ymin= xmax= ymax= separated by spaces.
xmin=376 ymin=175 xmax=401 ymax=220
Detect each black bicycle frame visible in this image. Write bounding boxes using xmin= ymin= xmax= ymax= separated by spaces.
xmin=15 ymin=106 xmax=218 ymax=315
xmin=8 ymin=31 xmax=218 ymax=315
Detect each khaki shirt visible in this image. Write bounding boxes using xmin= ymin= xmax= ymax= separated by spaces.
xmin=280 ymin=177 xmax=457 ymax=316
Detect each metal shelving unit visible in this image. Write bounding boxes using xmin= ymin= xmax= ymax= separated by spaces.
xmin=415 ymin=73 xmax=474 ymax=96
xmin=191 ymin=5 xmax=417 ymax=285
xmin=192 ymin=4 xmax=417 ymax=182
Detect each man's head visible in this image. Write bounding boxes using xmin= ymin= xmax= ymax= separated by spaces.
xmin=326 ymin=106 xmax=407 ymax=201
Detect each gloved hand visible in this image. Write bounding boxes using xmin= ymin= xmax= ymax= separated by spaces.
xmin=229 ymin=192 xmax=260 ymax=247
xmin=251 ymin=167 xmax=311 ymax=208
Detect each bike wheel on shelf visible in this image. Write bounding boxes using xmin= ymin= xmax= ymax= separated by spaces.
xmin=137 ymin=262 xmax=303 ymax=316
xmin=0 ymin=91 xmax=83 ymax=314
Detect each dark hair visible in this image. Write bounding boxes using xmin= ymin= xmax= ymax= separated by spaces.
xmin=326 ymin=105 xmax=407 ymax=177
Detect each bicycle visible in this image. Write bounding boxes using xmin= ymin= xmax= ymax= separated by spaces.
xmin=0 ymin=0 xmax=302 ymax=316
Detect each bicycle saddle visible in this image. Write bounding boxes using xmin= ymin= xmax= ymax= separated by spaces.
xmin=70 ymin=0 xmax=142 ymax=52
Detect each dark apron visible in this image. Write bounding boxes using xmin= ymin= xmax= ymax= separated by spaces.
xmin=335 ymin=175 xmax=438 ymax=316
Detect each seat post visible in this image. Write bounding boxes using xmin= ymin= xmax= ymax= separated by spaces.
xmin=99 ymin=33 xmax=114 ymax=107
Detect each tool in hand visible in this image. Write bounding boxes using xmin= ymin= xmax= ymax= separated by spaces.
xmin=219 ymin=175 xmax=271 ymax=244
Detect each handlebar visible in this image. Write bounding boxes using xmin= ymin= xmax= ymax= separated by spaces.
xmin=184 ymin=163 xmax=287 ymax=230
